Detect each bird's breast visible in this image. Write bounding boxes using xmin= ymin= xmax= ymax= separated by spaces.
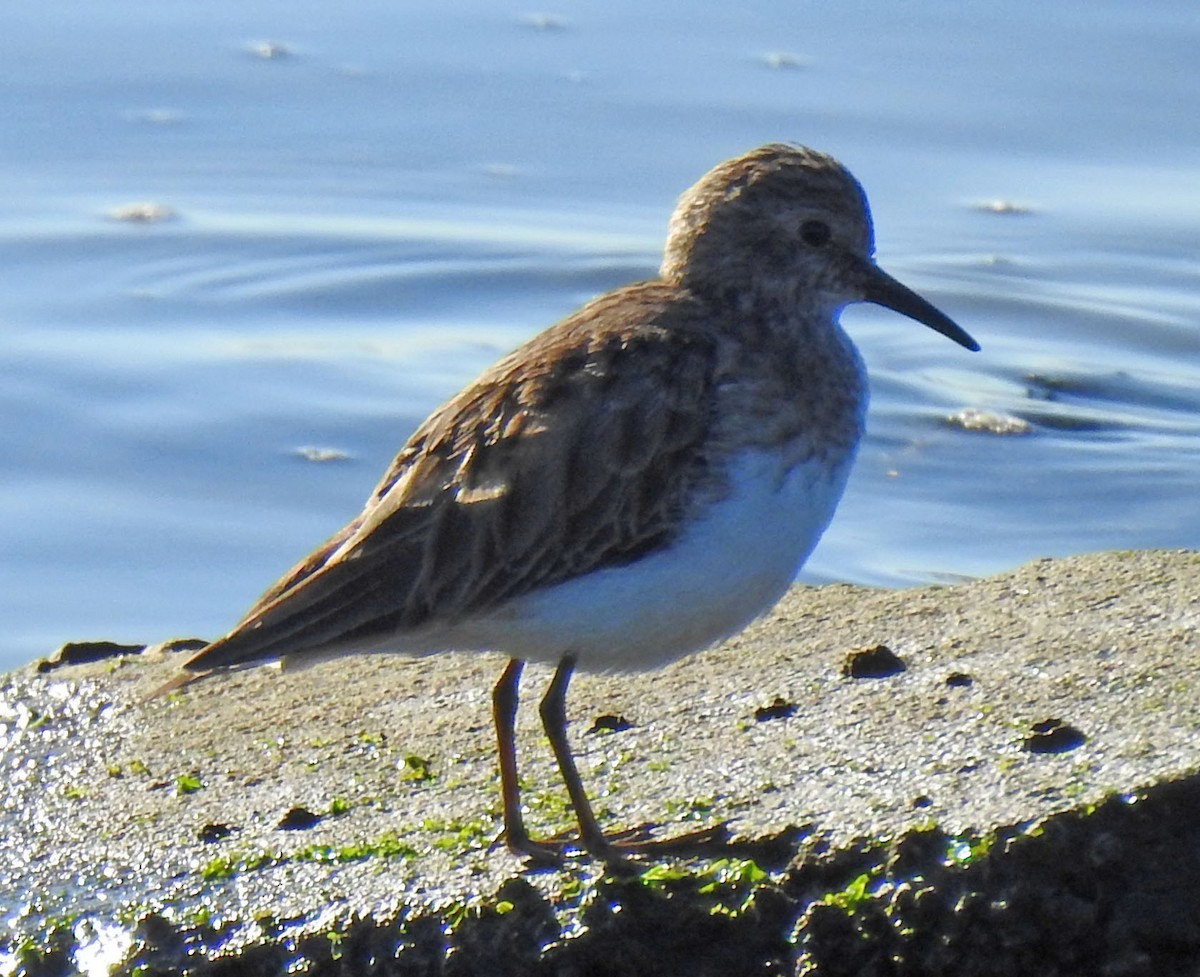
xmin=458 ymin=446 xmax=857 ymax=671
xmin=707 ymin=316 xmax=867 ymax=465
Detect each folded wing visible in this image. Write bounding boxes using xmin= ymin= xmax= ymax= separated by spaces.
xmin=184 ymin=283 xmax=719 ymax=673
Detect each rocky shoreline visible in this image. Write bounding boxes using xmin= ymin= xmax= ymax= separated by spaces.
xmin=3 ymin=549 xmax=1198 ymax=975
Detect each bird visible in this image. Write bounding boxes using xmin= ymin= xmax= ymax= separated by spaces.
xmin=160 ymin=143 xmax=979 ymax=867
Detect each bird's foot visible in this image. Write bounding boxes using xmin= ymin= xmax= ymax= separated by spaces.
xmin=542 ymin=821 xmax=732 ymax=868
xmin=494 ymin=827 xmax=567 ymax=867
xmin=497 ymin=826 xmax=631 ymax=871
xmin=499 ymin=821 xmax=731 ymax=871
xmin=605 ymin=821 xmax=731 ymax=856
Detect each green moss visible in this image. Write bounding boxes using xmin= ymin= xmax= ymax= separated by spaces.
xmin=327 ymin=796 xmax=353 ymax=816
xmin=327 ymin=930 xmax=344 ymax=961
xmin=996 ymin=756 xmax=1020 ymax=774
xmin=630 ymin=857 xmax=771 ymax=917
xmin=638 ymin=862 xmax=689 ymax=885
xmin=301 ymin=831 xmax=419 ymax=863
xmin=200 ymin=849 xmax=276 ymax=881
xmin=419 ymin=816 xmax=494 ymax=854
xmin=945 ymin=830 xmax=997 ymax=866
xmin=699 ymin=858 xmax=769 ymax=916
xmin=819 ymin=871 xmax=874 ymax=912
xmin=558 ymin=875 xmax=586 ymax=902
xmin=199 ymin=830 xmax=420 ymax=881
xmin=663 ymin=795 xmax=716 ymax=820
xmin=174 ymin=773 xmax=203 ymax=796
xmin=524 ymin=787 xmax=572 ymax=821
xmin=401 ymin=754 xmax=436 ymax=783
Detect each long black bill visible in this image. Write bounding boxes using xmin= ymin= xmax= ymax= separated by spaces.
xmin=861 ymin=263 xmax=980 ymax=352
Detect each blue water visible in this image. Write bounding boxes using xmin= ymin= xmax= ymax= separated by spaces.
xmin=0 ymin=0 xmax=1197 ymax=671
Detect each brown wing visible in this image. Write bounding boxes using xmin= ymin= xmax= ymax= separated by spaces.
xmin=184 ymin=282 xmax=719 ymax=672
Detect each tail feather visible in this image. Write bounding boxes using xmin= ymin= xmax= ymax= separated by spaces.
xmin=141 ymin=669 xmax=206 ymax=702
xmin=176 ymin=502 xmax=436 ymax=674
xmin=181 ymin=551 xmax=411 ymax=673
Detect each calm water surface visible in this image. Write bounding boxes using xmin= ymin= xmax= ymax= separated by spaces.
xmin=0 ymin=1 xmax=1197 ymax=671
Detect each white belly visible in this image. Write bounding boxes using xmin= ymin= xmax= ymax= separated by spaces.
xmin=458 ymin=449 xmax=855 ymax=671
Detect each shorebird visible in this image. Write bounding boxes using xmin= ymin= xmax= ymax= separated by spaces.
xmin=164 ymin=144 xmax=978 ymax=865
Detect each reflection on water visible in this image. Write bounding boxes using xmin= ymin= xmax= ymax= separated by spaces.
xmin=0 ymin=0 xmax=1197 ymax=670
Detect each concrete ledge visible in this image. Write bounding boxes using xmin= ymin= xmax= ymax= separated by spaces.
xmin=2 ymin=549 xmax=1198 ymax=975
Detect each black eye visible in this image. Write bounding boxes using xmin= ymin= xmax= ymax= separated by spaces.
xmin=799 ymin=219 xmax=831 ymax=247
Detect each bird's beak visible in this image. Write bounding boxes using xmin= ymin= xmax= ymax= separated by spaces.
xmin=859 ymin=261 xmax=979 ymax=351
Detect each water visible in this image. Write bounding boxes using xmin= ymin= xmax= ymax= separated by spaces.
xmin=0 ymin=0 xmax=1197 ymax=671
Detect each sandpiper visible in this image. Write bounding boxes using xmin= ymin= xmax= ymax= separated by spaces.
xmin=164 ymin=144 xmax=978 ymax=865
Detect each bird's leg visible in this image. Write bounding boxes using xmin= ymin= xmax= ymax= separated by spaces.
xmin=501 ymin=656 xmax=725 ymax=868
xmin=492 ymin=658 xmax=559 ymax=865
xmin=539 ymin=655 xmax=632 ymax=867
xmin=541 ymin=658 xmax=731 ymax=861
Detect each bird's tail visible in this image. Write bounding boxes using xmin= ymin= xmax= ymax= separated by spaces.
xmin=141 ymin=669 xmax=207 ymax=702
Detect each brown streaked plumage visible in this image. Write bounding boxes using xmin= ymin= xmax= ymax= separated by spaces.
xmin=159 ymin=143 xmax=978 ymax=867
xmin=188 ymin=286 xmax=721 ymax=668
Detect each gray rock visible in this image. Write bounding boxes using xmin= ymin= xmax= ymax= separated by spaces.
xmin=2 ymin=549 xmax=1198 ymax=975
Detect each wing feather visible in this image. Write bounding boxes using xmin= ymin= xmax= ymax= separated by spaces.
xmin=185 ymin=282 xmax=718 ymax=672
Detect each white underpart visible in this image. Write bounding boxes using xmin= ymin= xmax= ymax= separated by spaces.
xmin=453 ymin=448 xmax=855 ymax=671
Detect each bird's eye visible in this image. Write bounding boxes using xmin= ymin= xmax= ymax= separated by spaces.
xmin=799 ymin=219 xmax=831 ymax=247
